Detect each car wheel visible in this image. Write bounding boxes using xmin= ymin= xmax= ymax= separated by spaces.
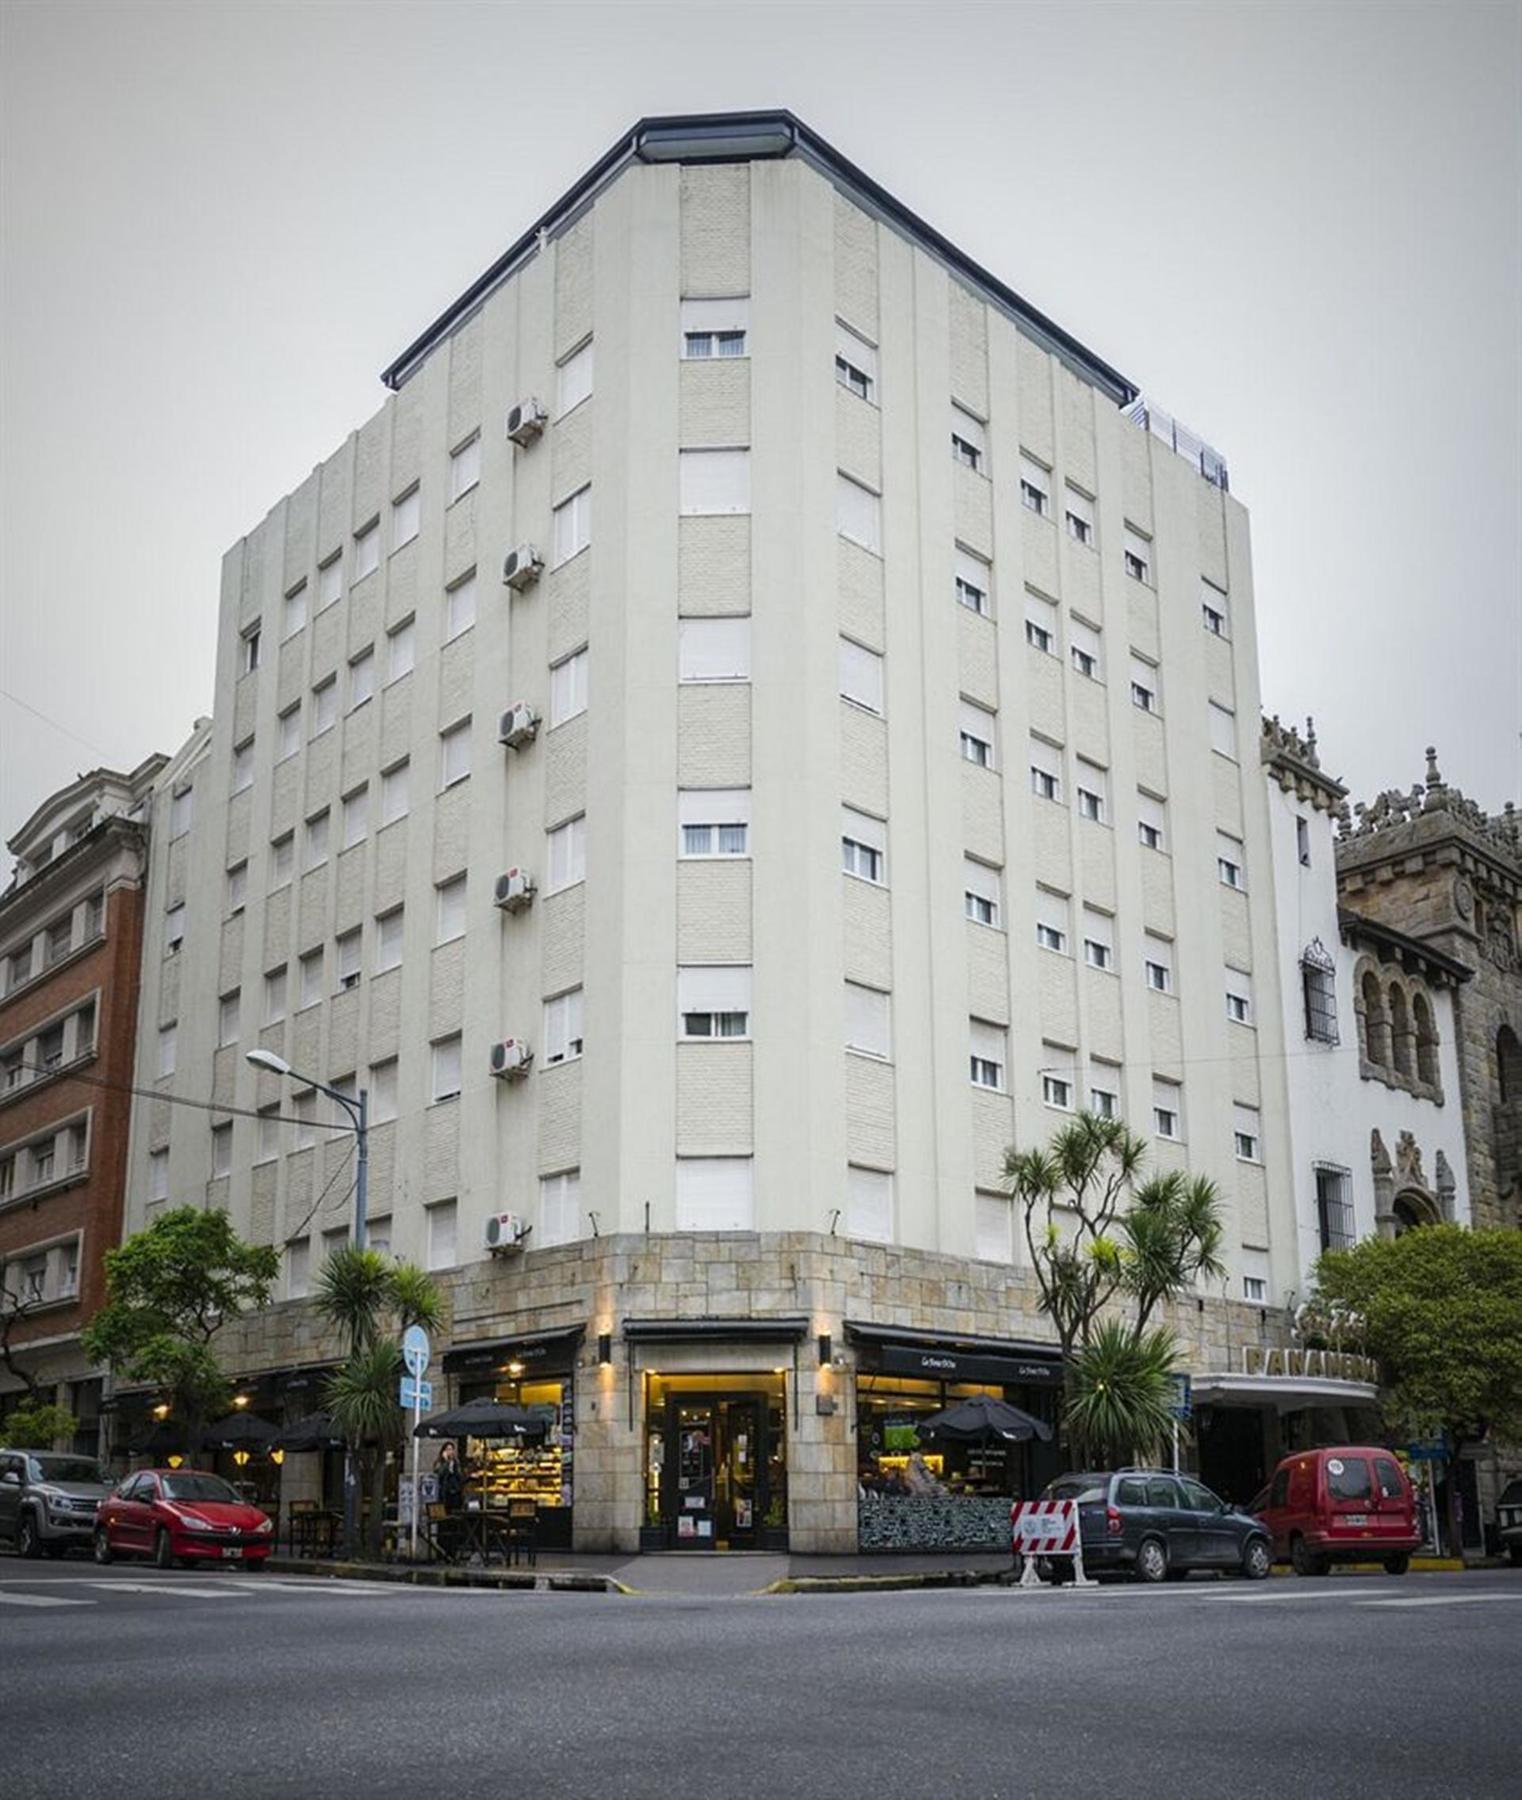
xmin=153 ymin=1528 xmax=176 ymax=1571
xmin=1134 ymin=1537 xmax=1168 ymax=1583
xmin=1383 ymin=1553 xmax=1411 ymax=1576
xmin=93 ymin=1527 xmax=113 ymax=1565
xmin=16 ymin=1514 xmax=41 ymax=1559
xmin=1242 ymin=1537 xmax=1272 ymax=1581
xmin=1290 ymin=1535 xmax=1328 ymax=1578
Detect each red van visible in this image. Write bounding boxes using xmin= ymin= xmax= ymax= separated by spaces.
xmin=1252 ymin=1446 xmax=1421 ymax=1575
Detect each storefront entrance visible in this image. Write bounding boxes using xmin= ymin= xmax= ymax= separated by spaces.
xmin=643 ymin=1375 xmax=788 ymax=1550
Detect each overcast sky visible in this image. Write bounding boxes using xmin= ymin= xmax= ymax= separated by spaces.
xmin=3 ymin=1 xmax=1518 ymax=861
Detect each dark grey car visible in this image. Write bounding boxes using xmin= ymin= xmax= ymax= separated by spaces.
xmin=1039 ymin=1469 xmax=1272 ymax=1582
xmin=0 ymin=1448 xmax=112 ymax=1558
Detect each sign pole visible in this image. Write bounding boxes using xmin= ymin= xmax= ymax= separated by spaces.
xmin=410 ymin=1383 xmax=422 ymax=1561
xmin=401 ymin=1325 xmax=431 ymax=1563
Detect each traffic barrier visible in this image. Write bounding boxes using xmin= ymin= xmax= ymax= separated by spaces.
xmin=1011 ymin=1499 xmax=1095 ymax=1588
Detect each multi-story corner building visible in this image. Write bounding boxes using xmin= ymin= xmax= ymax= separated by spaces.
xmin=123 ymin=111 xmax=1301 ymax=1550
xmin=0 ymin=757 xmax=165 ymax=1449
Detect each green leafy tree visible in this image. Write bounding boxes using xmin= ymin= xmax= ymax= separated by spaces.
xmin=1313 ymin=1225 xmax=1522 ymax=1554
xmin=81 ymin=1207 xmax=278 ymax=1461
xmin=315 ymin=1247 xmax=444 ymax=1557
xmin=3 ymin=1399 xmax=78 ymax=1449
xmin=1064 ymin=1322 xmax=1178 ymax=1468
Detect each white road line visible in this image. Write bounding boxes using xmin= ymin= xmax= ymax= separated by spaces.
xmin=84 ymin=1581 xmax=237 ymax=1599
xmin=0 ymin=1590 xmax=93 ymax=1607
xmin=1357 ymin=1593 xmax=1522 ymax=1609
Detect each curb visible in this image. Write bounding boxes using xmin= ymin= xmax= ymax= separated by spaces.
xmin=266 ymin=1557 xmax=629 ymax=1594
xmin=763 ymin=1569 xmax=1012 ymax=1596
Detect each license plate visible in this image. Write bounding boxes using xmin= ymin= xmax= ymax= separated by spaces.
xmin=221 ymin=1546 xmax=244 ymax=1558
xmin=1344 ymin=1514 xmax=1367 ymax=1526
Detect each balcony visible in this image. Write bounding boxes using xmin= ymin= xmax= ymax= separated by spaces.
xmin=1124 ymin=399 xmax=1229 ymax=491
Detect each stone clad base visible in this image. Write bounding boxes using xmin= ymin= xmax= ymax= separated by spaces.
xmin=199 ymin=1231 xmax=1282 ymax=1555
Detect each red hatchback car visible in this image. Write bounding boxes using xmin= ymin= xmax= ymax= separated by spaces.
xmin=95 ymin=1469 xmax=274 ymax=1570
xmin=1252 ymin=1445 xmax=1422 ymax=1576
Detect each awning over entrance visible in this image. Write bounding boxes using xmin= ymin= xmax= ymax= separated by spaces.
xmin=845 ymin=1322 xmax=1063 ymax=1387
xmin=1191 ymin=1372 xmax=1380 ymax=1415
xmin=441 ymin=1324 xmax=584 ymax=1375
xmin=622 ymin=1316 xmax=811 ymax=1342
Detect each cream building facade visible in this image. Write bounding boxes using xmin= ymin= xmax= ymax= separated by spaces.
xmin=122 ymin=113 xmax=1300 ymax=1551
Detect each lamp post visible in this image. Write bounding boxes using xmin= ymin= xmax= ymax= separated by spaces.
xmin=247 ymin=1048 xmax=370 ymax=1557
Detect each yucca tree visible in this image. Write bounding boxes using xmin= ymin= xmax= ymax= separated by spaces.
xmin=1120 ymin=1171 xmax=1228 ymax=1336
xmin=317 ymin=1248 xmax=445 ymax=1557
xmin=1064 ymin=1321 xmax=1179 ymax=1468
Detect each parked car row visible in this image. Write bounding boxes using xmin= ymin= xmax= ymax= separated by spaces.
xmin=0 ymin=1454 xmax=273 ymax=1568
xmin=1037 ymin=1445 xmax=1429 ymax=1581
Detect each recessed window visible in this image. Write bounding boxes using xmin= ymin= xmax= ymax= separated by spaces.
xmin=369 ymin=1057 xmax=399 ymax=1125
xmin=1042 ymin=1071 xmax=1073 ymax=1111
xmin=1233 ymin=1104 xmax=1261 ymax=1163
xmin=835 ymin=473 xmax=881 ymax=553
xmin=681 ymin=297 xmax=749 ymax=359
xmin=841 ymin=807 xmax=886 ymax=885
xmin=539 ymin=1169 xmax=582 ymax=1248
xmin=547 ymin=816 xmax=586 ymax=892
xmin=970 ymin=1019 xmax=1006 ymax=1092
xmin=1082 ymin=909 xmax=1115 ymax=971
xmin=231 ymin=738 xmax=254 ymax=795
xmin=381 ymin=760 xmax=409 ymax=826
xmin=1035 ymin=890 xmax=1070 ymax=955
xmin=240 ymin=624 xmax=261 ymax=676
xmin=1296 ymin=816 xmax=1312 ymax=867
xmin=311 ymin=677 xmax=338 ymax=738
xmin=1243 ymin=1275 xmax=1267 ymax=1303
xmin=299 ymin=948 xmax=324 ymax=1009
xmin=435 ymin=874 xmax=467 ymax=945
xmin=1064 ymin=486 xmax=1094 ymax=546
xmin=1130 ymin=655 xmax=1160 ymax=714
xmin=675 ymin=1156 xmax=755 ymax=1231
xmin=270 ymin=833 xmax=294 ymax=890
xmin=834 ymin=321 xmax=877 ymax=401
xmin=1138 ymin=792 xmax=1167 ymax=852
xmin=149 ymin=1146 xmax=170 ymax=1201
xmin=211 ymin=1124 xmax=233 ymax=1179
xmin=1069 ymin=618 xmax=1102 ymax=681
xmin=1226 ymin=972 xmax=1254 ymax=1025
xmin=963 ymin=857 xmax=1002 ymax=929
xmin=959 ymin=700 xmax=996 ymax=769
xmin=1029 ymin=737 xmax=1063 ymax=804
xmin=1315 ymin=1164 xmax=1355 ymax=1251
xmin=955 ymin=547 xmax=991 ymax=617
xmin=679 ymin=789 xmax=750 ymax=858
xmin=1153 ymin=1078 xmax=1182 ymax=1141
xmin=951 ymin=406 xmax=986 ymax=472
xmin=304 ymin=809 xmax=329 ymax=871
xmin=846 ymin=1166 xmax=893 ymax=1244
xmin=277 ymin=704 xmax=301 ymax=761
xmin=680 ymin=617 xmax=750 ymax=683
xmin=1123 ymin=526 xmax=1152 ymax=585
xmin=556 ymin=340 xmax=593 ymax=418
xmin=1208 ymin=702 xmax=1238 ymax=761
xmin=349 ymin=648 xmax=375 ymax=711
xmin=426 ymin=1198 xmax=458 ymax=1270
xmin=227 ymin=862 xmax=248 ymax=915
xmin=439 ymin=718 xmax=471 ymax=790
xmin=1075 ymin=761 xmax=1108 ymax=824
xmin=318 ymin=556 xmax=342 ymax=611
xmin=1089 ymin=1068 xmax=1121 ymax=1119
xmin=354 ymin=522 xmax=379 ymax=582
xmin=283 ymin=582 xmax=308 ymax=639
xmin=549 ymin=648 xmax=589 ymax=726
xmin=445 ymin=571 xmax=477 ymax=642
xmin=448 ymin=435 xmax=481 ymax=503
xmin=387 ymin=617 xmax=416 ymax=683
xmin=1202 ymin=579 xmax=1229 ymax=637
xmin=340 ymin=786 xmax=368 ymax=851
xmin=335 ymin=929 xmax=362 ymax=991
xmin=1217 ymin=831 xmax=1246 ymax=891
xmin=1024 ymin=590 xmax=1057 ymax=654
xmin=218 ymin=990 xmax=240 ymax=1048
xmin=376 ymin=907 xmax=404 ymax=974
xmin=844 ymin=981 xmax=892 ymax=1059
xmin=431 ymin=1038 xmax=462 ymax=1104
xmin=679 ymin=451 xmax=748 ymax=518
xmin=164 ymin=903 xmax=185 ymax=955
xmin=391 ymin=488 xmax=420 ymax=553
xmin=678 ymin=966 xmax=751 ymax=1040
xmin=158 ymin=1022 xmax=177 ymax=1078
xmin=1019 ymin=454 xmax=1050 ymax=517
xmin=264 ymin=966 xmax=287 ymax=1025
xmin=840 ymin=638 xmax=885 ymax=714
xmin=170 ymin=788 xmax=193 ymax=838
xmin=543 ymin=988 xmax=585 ymax=1065
xmin=553 ymin=483 xmax=594 ymax=561
xmin=1302 ymin=944 xmax=1339 ymax=1044
xmin=1144 ymin=935 xmax=1174 ymax=993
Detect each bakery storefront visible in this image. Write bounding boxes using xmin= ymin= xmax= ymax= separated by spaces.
xmin=444 ymin=1326 xmax=581 ymax=1551
xmin=848 ymin=1324 xmax=1065 ymax=1552
xmin=627 ymin=1316 xmax=807 ymax=1551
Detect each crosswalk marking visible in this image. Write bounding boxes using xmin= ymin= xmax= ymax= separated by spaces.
xmin=85 ymin=1581 xmax=238 ymax=1599
xmin=0 ymin=1590 xmax=93 ymax=1608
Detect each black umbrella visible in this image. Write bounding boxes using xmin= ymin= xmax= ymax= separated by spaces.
xmin=271 ymin=1411 xmax=346 ymax=1452
xmin=913 ymin=1394 xmax=1053 ymax=1444
xmin=202 ymin=1411 xmax=279 ymax=1450
xmin=412 ymin=1397 xmax=546 ymax=1440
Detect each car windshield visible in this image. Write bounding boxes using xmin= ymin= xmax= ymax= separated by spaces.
xmin=1327 ymin=1458 xmax=1372 ymax=1501
xmin=1043 ymin=1477 xmax=1109 ymax=1504
xmin=161 ymin=1474 xmax=238 ymax=1503
xmin=30 ymin=1456 xmax=104 ymax=1485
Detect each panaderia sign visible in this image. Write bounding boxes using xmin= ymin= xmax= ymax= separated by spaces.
xmin=1240 ymin=1346 xmax=1379 ymax=1383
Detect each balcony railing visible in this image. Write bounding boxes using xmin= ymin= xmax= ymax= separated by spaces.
xmin=1124 ymin=399 xmax=1229 ymax=491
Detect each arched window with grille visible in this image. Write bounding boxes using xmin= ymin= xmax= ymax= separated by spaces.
xmin=1412 ymin=991 xmax=1439 ymax=1088
xmin=1301 ymin=940 xmax=1338 ymax=1044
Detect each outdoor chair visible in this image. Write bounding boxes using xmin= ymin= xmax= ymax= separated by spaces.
xmin=505 ymin=1498 xmax=538 ymax=1568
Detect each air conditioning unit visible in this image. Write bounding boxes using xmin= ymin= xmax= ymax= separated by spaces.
xmin=498 ymin=704 xmax=540 ymax=749
xmin=502 ymin=544 xmax=543 ymax=590
xmin=484 ymin=1211 xmax=528 ymax=1254
xmin=506 ymin=398 xmax=547 ymax=446
xmin=494 ymin=868 xmax=536 ymax=912
xmin=489 ymin=1038 xmax=533 ymax=1080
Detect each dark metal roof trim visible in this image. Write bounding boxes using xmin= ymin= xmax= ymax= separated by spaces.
xmin=1338 ymin=908 xmax=1473 ymax=985
xmin=381 ymin=110 xmax=1136 ymax=404
xmin=441 ymin=1323 xmax=586 ymax=1371
xmin=845 ymin=1321 xmax=1063 ymax=1362
xmin=622 ymin=1315 xmax=810 ymax=1343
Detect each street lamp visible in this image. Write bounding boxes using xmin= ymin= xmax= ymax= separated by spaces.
xmin=246 ymin=1049 xmax=369 ymax=1249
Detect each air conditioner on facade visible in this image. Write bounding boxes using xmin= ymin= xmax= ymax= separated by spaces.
xmin=493 ymin=868 xmax=536 ymax=912
xmin=506 ymin=398 xmax=547 ymax=446
xmin=502 ymin=544 xmax=543 ymax=590
xmin=489 ymin=1038 xmax=533 ymax=1080
xmin=498 ymin=704 xmax=540 ymax=749
xmin=484 ymin=1211 xmax=528 ymax=1253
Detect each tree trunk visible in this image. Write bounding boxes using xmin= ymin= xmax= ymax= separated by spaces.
xmin=1442 ymin=1443 xmax=1467 ymax=1561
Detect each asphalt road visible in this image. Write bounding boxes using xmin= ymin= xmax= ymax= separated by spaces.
xmin=2 ymin=1558 xmax=1519 ymax=1800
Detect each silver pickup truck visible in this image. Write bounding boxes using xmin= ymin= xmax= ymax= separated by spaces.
xmin=0 ymin=1448 xmax=112 ymax=1557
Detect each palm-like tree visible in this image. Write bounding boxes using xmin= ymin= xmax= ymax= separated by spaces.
xmin=1120 ymin=1171 xmax=1228 ymax=1334
xmin=1064 ymin=1321 xmax=1179 ymax=1468
xmin=316 ymin=1248 xmax=445 ymax=1557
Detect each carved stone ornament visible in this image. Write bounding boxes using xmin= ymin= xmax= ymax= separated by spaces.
xmin=1370 ymin=1128 xmax=1392 ymax=1175
xmin=1395 ymin=1130 xmax=1427 ymax=1190
xmin=1453 ymin=878 xmax=1474 ymax=920
xmin=1485 ymin=905 xmax=1518 ymax=973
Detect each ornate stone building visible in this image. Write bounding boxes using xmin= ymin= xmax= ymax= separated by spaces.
xmin=1336 ymin=750 xmax=1522 ymax=1232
